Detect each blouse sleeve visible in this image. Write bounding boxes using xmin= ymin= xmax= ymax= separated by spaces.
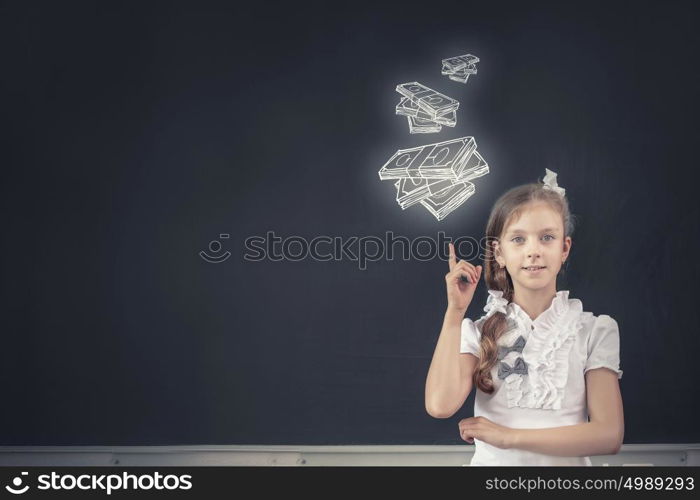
xmin=584 ymin=314 xmax=623 ymax=379
xmin=460 ymin=317 xmax=483 ymax=357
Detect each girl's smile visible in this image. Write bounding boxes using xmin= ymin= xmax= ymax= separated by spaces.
xmin=522 ymin=266 xmax=546 ymax=276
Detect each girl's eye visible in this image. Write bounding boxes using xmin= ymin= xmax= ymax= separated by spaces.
xmin=511 ymin=235 xmax=555 ymax=243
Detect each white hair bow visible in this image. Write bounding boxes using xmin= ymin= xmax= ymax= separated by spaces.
xmin=542 ymin=168 xmax=566 ymax=198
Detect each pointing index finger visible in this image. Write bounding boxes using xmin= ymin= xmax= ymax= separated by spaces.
xmin=448 ymin=243 xmax=457 ymax=271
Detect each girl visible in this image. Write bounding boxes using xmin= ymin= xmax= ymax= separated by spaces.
xmin=424 ymin=168 xmax=624 ymax=466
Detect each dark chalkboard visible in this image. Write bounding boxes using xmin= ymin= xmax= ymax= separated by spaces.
xmin=2 ymin=0 xmax=698 ymax=446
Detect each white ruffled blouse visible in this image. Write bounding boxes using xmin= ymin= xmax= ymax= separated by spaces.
xmin=460 ymin=289 xmax=623 ymax=466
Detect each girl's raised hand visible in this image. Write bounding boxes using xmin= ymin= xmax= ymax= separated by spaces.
xmin=445 ymin=242 xmax=482 ymax=314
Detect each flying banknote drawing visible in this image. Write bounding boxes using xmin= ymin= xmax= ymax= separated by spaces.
xmin=378 ymin=136 xmax=489 ymax=221
xmin=394 ymin=82 xmax=459 ymax=134
xmin=381 ymin=53 xmax=487 ymax=219
xmin=441 ymin=53 xmax=479 ymax=83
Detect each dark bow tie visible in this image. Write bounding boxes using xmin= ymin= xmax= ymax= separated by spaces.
xmin=498 ymin=357 xmax=528 ymax=380
xmin=498 ymin=335 xmax=527 ymax=360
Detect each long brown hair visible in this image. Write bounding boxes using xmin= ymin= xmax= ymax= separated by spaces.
xmin=473 ymin=180 xmax=576 ymax=394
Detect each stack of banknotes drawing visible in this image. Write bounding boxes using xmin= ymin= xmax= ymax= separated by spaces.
xmin=377 ymin=136 xmax=489 ymax=221
xmin=441 ymin=53 xmax=479 ymax=83
xmin=395 ymin=82 xmax=459 ymax=134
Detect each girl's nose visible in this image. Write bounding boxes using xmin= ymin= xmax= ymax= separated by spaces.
xmin=527 ymin=247 xmax=542 ymax=257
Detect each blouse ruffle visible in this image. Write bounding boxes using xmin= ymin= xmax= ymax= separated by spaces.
xmin=483 ymin=289 xmax=509 ymax=318
xmin=464 ymin=289 xmax=622 ymax=410
xmin=483 ymin=289 xmax=585 ymax=410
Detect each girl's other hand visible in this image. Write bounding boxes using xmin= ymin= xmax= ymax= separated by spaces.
xmin=458 ymin=416 xmax=515 ymax=449
xmin=445 ymin=242 xmax=482 ymax=314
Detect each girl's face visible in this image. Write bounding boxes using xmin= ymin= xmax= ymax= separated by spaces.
xmin=493 ymin=202 xmax=572 ymax=291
